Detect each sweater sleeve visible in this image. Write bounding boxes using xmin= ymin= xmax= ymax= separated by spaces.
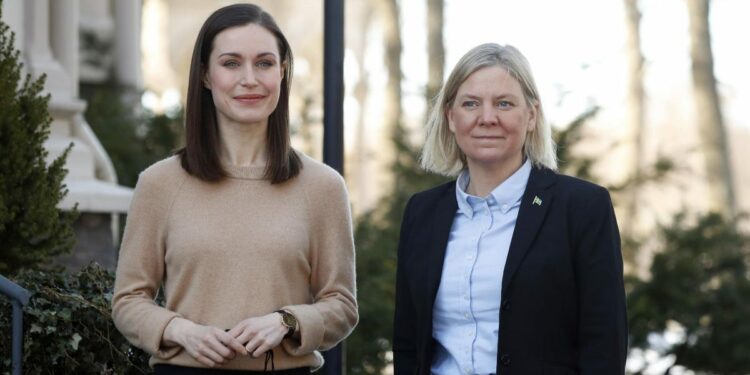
xmin=111 ymin=165 xmax=183 ymax=359
xmin=281 ymin=170 xmax=358 ymax=355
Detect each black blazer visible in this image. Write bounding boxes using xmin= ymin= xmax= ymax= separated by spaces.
xmin=393 ymin=166 xmax=628 ymax=375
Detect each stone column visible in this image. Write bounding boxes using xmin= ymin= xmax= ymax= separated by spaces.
xmin=23 ymin=0 xmax=72 ymax=99
xmin=113 ymin=0 xmax=142 ymax=87
xmin=50 ymin=0 xmax=79 ymax=97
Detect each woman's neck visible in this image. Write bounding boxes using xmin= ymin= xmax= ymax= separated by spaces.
xmin=218 ymin=120 xmax=268 ymax=167
xmin=466 ymin=156 xmax=524 ymax=197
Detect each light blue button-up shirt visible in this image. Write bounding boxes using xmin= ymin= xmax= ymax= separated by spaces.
xmin=431 ymin=160 xmax=531 ymax=375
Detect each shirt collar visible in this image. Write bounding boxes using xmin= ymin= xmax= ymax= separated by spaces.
xmin=455 ymin=159 xmax=532 ymax=218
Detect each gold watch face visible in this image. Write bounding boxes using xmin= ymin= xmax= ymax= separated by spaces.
xmin=282 ymin=311 xmax=297 ymax=328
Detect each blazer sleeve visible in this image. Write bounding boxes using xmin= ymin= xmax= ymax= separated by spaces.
xmin=573 ymin=187 xmax=628 ymax=374
xmin=393 ymin=195 xmax=418 ymax=374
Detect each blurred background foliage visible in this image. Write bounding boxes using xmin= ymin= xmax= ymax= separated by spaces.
xmin=627 ymin=212 xmax=750 ymax=374
xmin=80 ymin=81 xmax=183 ymax=188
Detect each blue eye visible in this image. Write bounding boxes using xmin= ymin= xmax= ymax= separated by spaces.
xmin=497 ymin=100 xmax=512 ymax=108
xmin=462 ymin=101 xmax=478 ymax=108
xmin=256 ymin=60 xmax=274 ymax=68
xmin=222 ymin=60 xmax=240 ymax=68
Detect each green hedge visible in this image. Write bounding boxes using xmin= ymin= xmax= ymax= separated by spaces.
xmin=0 ymin=264 xmax=150 ymax=374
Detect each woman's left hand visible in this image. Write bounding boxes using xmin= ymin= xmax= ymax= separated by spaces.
xmin=227 ymin=312 xmax=288 ymax=357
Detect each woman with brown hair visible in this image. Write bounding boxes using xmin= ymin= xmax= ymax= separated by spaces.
xmin=112 ymin=4 xmax=358 ymax=374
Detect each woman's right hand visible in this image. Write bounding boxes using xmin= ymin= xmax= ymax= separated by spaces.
xmin=163 ymin=317 xmax=248 ymax=367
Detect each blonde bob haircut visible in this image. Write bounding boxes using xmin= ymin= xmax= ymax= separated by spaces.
xmin=421 ymin=43 xmax=557 ymax=176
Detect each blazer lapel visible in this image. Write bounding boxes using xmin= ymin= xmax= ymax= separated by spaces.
xmin=501 ymin=167 xmax=556 ymax=294
xmin=425 ymin=183 xmax=458 ymax=305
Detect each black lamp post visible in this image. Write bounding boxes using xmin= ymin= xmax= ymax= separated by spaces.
xmin=321 ymin=0 xmax=345 ymax=374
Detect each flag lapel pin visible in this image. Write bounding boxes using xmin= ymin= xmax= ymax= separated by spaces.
xmin=532 ymin=196 xmax=543 ymax=206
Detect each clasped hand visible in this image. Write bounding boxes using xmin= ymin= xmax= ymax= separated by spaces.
xmin=164 ymin=312 xmax=288 ymax=367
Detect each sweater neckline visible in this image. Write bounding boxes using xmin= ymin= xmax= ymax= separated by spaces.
xmin=223 ymin=163 xmax=268 ymax=180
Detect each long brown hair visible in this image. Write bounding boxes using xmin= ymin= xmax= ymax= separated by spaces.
xmin=178 ymin=3 xmax=301 ymax=183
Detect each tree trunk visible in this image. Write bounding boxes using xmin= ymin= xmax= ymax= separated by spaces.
xmin=426 ymin=0 xmax=444 ymax=106
xmin=349 ymin=1 xmax=374 ymax=216
xmin=382 ymin=0 xmax=402 ymax=130
xmin=376 ymin=0 xmax=403 ymax=192
xmin=623 ymin=0 xmax=646 ymax=236
xmin=686 ymin=0 xmax=736 ymax=218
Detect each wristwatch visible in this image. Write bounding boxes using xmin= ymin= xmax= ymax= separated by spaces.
xmin=276 ymin=310 xmax=297 ymax=338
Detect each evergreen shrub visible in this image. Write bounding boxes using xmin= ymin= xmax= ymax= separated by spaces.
xmin=0 ymin=2 xmax=78 ymax=275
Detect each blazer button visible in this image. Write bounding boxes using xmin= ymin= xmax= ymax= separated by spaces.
xmin=500 ymin=354 xmax=511 ymax=366
xmin=501 ymin=299 xmax=510 ymax=311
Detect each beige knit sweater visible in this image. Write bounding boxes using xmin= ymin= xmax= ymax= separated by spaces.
xmin=112 ymin=153 xmax=358 ymax=370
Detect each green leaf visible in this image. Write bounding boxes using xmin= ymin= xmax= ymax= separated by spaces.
xmin=59 ymin=308 xmax=72 ymax=320
xmin=69 ymin=333 xmax=82 ymax=351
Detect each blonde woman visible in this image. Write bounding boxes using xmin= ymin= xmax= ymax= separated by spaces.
xmin=393 ymin=44 xmax=627 ymax=375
